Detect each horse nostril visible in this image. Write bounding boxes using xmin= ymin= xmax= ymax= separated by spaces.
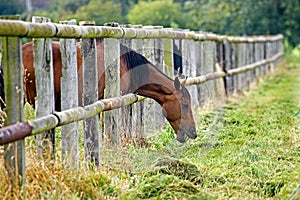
xmin=190 ymin=128 xmax=197 ymax=139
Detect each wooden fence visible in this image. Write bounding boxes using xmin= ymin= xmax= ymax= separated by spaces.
xmin=0 ymin=16 xmax=283 ymax=187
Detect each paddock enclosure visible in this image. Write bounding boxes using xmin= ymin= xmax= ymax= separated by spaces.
xmin=0 ymin=16 xmax=283 ymax=187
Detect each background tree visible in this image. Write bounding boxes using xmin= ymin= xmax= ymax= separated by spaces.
xmin=127 ymin=0 xmax=186 ymax=28
xmin=71 ymin=0 xmax=122 ymax=25
xmin=0 ymin=0 xmax=25 ymax=15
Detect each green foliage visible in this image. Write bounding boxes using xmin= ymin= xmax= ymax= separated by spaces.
xmin=34 ymin=0 xmax=123 ymax=25
xmin=0 ymin=0 xmax=25 ymax=15
xmin=127 ymin=0 xmax=185 ymax=28
xmin=71 ymin=0 xmax=123 ymax=25
xmin=187 ymin=0 xmax=300 ymax=46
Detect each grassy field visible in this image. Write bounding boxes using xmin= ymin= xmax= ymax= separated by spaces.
xmin=0 ymin=50 xmax=299 ymax=199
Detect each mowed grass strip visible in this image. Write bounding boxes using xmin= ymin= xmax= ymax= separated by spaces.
xmin=182 ymin=60 xmax=300 ymax=199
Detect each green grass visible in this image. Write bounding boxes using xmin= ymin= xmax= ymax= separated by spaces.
xmin=1 ymin=51 xmax=300 ymax=199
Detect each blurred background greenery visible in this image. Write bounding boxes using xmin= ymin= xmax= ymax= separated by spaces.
xmin=1 ymin=0 xmax=299 ymax=46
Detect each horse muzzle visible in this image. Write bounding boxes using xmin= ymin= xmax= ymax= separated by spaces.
xmin=176 ymin=127 xmax=197 ymax=143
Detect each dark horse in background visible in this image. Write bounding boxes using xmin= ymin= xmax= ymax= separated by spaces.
xmin=1 ymin=39 xmax=196 ymax=142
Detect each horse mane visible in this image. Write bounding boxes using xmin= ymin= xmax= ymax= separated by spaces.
xmin=120 ymin=43 xmax=151 ymax=92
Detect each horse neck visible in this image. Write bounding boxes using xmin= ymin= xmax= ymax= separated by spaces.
xmin=134 ymin=65 xmax=175 ymax=105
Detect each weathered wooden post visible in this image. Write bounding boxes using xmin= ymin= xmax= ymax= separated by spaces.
xmin=236 ymin=42 xmax=244 ymax=93
xmin=181 ymin=33 xmax=198 ymax=107
xmin=249 ymin=41 xmax=256 ymax=86
xmin=120 ymin=25 xmax=134 ymax=142
xmin=143 ymin=26 xmax=164 ymax=134
xmin=32 ymin=16 xmax=55 ymax=159
xmin=163 ymin=31 xmax=174 ymax=78
xmin=195 ymin=38 xmax=206 ymax=105
xmin=258 ymin=40 xmax=264 ymax=78
xmin=223 ymin=38 xmax=234 ymax=96
xmin=241 ymin=42 xmax=248 ymax=90
xmin=262 ymin=42 xmax=268 ymax=76
xmin=254 ymin=41 xmax=260 ymax=82
xmin=103 ymin=35 xmax=120 ymax=144
xmin=203 ymin=38 xmax=216 ymax=105
xmin=244 ymin=41 xmax=251 ymax=89
xmin=80 ymin=21 xmax=100 ymax=166
xmin=59 ymin=19 xmax=79 ymax=169
xmin=1 ymin=15 xmax=25 ymax=189
xmin=267 ymin=40 xmax=274 ymax=73
xmin=215 ymin=39 xmax=226 ymax=104
xmin=131 ymin=26 xmax=146 ymax=141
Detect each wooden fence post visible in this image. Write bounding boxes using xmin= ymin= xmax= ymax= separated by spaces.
xmin=202 ymin=40 xmax=215 ymax=105
xmin=163 ymin=37 xmax=174 ymax=78
xmin=195 ymin=40 xmax=207 ymax=105
xmin=223 ymin=39 xmax=234 ymax=96
xmin=215 ymin=41 xmax=226 ymax=104
xmin=80 ymin=21 xmax=100 ymax=166
xmin=241 ymin=42 xmax=248 ymax=90
xmin=131 ymin=37 xmax=145 ymax=141
xmin=254 ymin=41 xmax=260 ymax=82
xmin=153 ymin=27 xmax=166 ymax=127
xmin=244 ymin=42 xmax=250 ymax=89
xmin=120 ymin=34 xmax=134 ymax=142
xmin=249 ymin=42 xmax=255 ymax=86
xmin=32 ymin=16 xmax=55 ymax=159
xmin=59 ymin=19 xmax=79 ymax=169
xmin=143 ymin=26 xmax=164 ymax=134
xmin=182 ymin=37 xmax=198 ymax=107
xmin=103 ymin=37 xmax=120 ymax=144
xmin=1 ymin=15 xmax=25 ymax=189
xmin=236 ymin=42 xmax=244 ymax=93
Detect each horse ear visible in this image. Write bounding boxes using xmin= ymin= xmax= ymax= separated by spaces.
xmin=174 ymin=77 xmax=181 ymax=90
xmin=180 ymin=76 xmax=188 ymax=86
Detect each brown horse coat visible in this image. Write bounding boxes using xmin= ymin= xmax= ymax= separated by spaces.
xmin=22 ymin=39 xmax=197 ymax=142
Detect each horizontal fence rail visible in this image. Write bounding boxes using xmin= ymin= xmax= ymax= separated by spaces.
xmin=0 ymin=19 xmax=283 ymax=42
xmin=0 ymin=16 xmax=283 ymax=189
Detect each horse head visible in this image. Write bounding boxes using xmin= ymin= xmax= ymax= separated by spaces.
xmin=161 ymin=77 xmax=197 ymax=143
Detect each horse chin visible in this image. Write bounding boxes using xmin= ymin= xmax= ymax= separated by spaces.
xmin=176 ymin=133 xmax=186 ymax=143
xmin=176 ymin=128 xmax=197 ymax=143
xmin=186 ymin=129 xmax=197 ymax=139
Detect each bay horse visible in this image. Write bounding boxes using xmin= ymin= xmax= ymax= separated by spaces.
xmin=20 ymin=39 xmax=196 ymax=142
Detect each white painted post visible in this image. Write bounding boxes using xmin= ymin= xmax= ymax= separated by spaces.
xmin=80 ymin=21 xmax=100 ymax=166
xmin=32 ymin=16 xmax=55 ymax=159
xmin=60 ymin=19 xmax=79 ymax=169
